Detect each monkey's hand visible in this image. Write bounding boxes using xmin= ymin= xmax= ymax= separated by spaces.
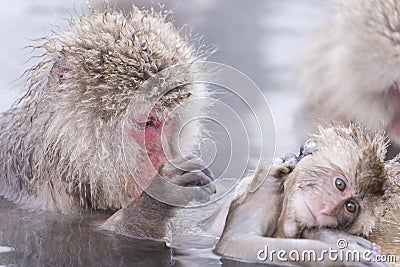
xmin=102 ymin=155 xmax=215 ymax=240
xmin=157 ymin=154 xmax=216 ymax=204
xmin=271 ymin=139 xmax=317 ymax=178
xmin=271 ymin=153 xmax=299 ymax=177
xmin=299 ymin=139 xmax=317 ymax=159
xmin=302 ymin=229 xmax=389 ymax=267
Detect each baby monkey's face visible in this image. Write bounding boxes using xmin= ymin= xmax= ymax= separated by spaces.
xmin=276 ymin=124 xmax=389 ymax=238
xmin=277 ymin=125 xmax=390 ymax=238
xmin=279 ymin=150 xmax=363 ymax=238
xmin=289 ymin=164 xmax=361 ymax=230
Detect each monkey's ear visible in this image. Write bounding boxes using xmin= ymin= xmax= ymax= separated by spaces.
xmin=248 ymin=155 xmax=297 ymax=193
xmin=248 ymin=162 xmax=272 ymax=192
xmin=48 ymin=59 xmax=68 ymax=88
xmin=271 ymin=164 xmax=292 ymax=177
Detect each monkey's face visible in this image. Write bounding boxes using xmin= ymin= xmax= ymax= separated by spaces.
xmin=128 ymin=105 xmax=178 ymax=167
xmin=280 ymin=156 xmax=362 ymax=237
xmin=277 ymin=124 xmax=388 ymax=237
xmin=130 ymin=115 xmax=172 ymax=166
xmin=289 ymin=169 xmax=360 ymax=230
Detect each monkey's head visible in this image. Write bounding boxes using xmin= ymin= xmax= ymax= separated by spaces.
xmin=278 ymin=123 xmax=392 ymax=238
xmin=301 ymin=0 xmax=400 ymax=144
xmin=338 ymin=0 xmax=400 ymax=145
xmin=20 ymin=7 xmax=210 ymax=209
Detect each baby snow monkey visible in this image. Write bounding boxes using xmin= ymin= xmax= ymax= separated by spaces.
xmin=215 ymin=124 xmax=397 ymax=266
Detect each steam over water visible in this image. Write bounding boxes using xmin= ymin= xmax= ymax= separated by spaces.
xmin=0 ymin=0 xmax=398 ymax=266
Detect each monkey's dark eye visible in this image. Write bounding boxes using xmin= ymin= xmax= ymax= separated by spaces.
xmin=137 ymin=121 xmax=152 ymax=129
xmin=136 ymin=117 xmax=157 ymax=129
xmin=145 ymin=120 xmax=155 ymax=127
xmin=345 ymin=200 xmax=357 ymax=214
xmin=335 ymin=178 xmax=346 ymax=191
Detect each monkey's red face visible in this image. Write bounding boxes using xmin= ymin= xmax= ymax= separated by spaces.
xmin=291 ymin=170 xmax=360 ymax=230
xmin=130 ymin=112 xmax=175 ymax=170
xmin=127 ymin=111 xmax=176 ymax=197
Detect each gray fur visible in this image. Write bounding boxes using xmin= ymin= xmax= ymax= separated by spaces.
xmin=300 ymin=0 xmax=400 ymax=144
xmin=0 ymin=7 xmax=210 ymax=213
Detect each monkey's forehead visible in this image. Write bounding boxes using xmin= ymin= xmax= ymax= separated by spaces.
xmin=302 ymin=123 xmax=389 ymax=195
xmin=312 ymin=123 xmax=387 ymax=161
xmin=306 ymin=145 xmax=387 ymax=192
xmin=31 ymin=8 xmax=212 ymax=120
xmin=41 ymin=7 xmax=205 ymax=90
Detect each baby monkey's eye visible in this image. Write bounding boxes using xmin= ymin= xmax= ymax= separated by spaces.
xmin=335 ymin=177 xmax=346 ymax=191
xmin=345 ymin=200 xmax=357 ymax=214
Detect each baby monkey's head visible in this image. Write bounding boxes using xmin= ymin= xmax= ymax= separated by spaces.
xmin=279 ymin=123 xmax=397 ymax=238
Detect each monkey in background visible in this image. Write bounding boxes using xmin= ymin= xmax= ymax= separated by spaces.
xmin=300 ymin=0 xmax=400 ymax=156
xmin=0 ymin=5 xmax=215 ymax=236
xmin=213 ymin=123 xmax=397 ymax=266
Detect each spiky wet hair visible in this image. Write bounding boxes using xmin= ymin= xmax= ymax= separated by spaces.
xmin=309 ymin=123 xmax=390 ymax=235
xmin=300 ymin=0 xmax=400 ymax=143
xmin=33 ymin=6 xmax=209 ymax=120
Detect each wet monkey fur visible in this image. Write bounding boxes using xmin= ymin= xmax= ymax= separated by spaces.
xmin=0 ymin=4 xmax=397 ymax=266
xmin=0 ymin=4 xmax=215 ymax=229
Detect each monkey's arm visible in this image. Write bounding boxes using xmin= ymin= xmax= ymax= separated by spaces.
xmin=216 ymin=234 xmax=385 ymax=266
xmin=216 ymin=212 xmax=385 ymax=266
xmin=101 ymin=155 xmax=215 ymax=240
xmin=101 ymin=192 xmax=174 ymax=240
xmin=199 ymin=162 xmax=289 ymax=238
xmin=214 ymin=164 xmax=285 ymax=257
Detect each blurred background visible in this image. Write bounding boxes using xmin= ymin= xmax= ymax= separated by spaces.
xmin=0 ymin=1 xmax=334 ymax=266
